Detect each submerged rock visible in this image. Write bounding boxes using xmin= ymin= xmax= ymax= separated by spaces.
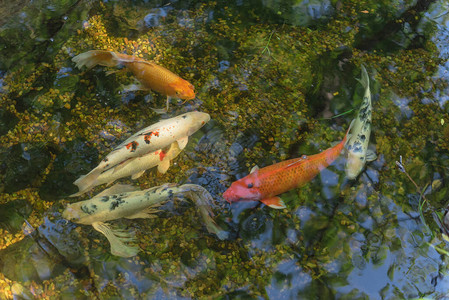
xmin=1 ymin=143 xmax=52 ymax=193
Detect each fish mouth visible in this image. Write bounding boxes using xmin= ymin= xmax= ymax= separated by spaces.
xmin=180 ymin=92 xmax=196 ymax=100
xmin=223 ymin=189 xmax=238 ymax=203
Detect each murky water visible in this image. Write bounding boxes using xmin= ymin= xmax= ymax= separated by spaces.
xmin=0 ymin=0 xmax=449 ymax=298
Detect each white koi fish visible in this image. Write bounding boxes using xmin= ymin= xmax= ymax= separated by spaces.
xmin=71 ymin=141 xmax=182 ymax=197
xmin=345 ymin=65 xmax=377 ymax=179
xmin=74 ymin=111 xmax=210 ymax=192
xmin=63 ymin=183 xmax=228 ymax=257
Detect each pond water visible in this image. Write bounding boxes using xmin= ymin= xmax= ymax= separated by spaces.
xmin=1 ymin=0 xmax=449 ymax=298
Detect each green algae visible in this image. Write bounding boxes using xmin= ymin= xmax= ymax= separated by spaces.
xmin=0 ymin=0 xmax=448 ymax=298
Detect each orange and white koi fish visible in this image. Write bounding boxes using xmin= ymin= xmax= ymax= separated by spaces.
xmin=223 ymin=127 xmax=351 ymax=209
xmin=73 ymin=112 xmax=210 ymax=195
xmin=72 ymin=50 xmax=195 ymax=112
xmin=71 ymin=141 xmax=182 ymax=197
xmin=63 ymin=183 xmax=227 ymax=257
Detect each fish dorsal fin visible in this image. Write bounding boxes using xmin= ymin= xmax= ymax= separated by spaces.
xmin=94 ymin=183 xmax=138 ymax=198
xmin=111 ymin=157 xmax=136 ymax=174
xmin=177 ymin=136 xmax=189 ymax=150
xmin=128 ymin=60 xmax=157 ymax=67
xmin=110 ymin=51 xmax=136 ymax=64
xmin=250 ymin=165 xmax=259 ymax=173
xmin=283 ymin=155 xmax=308 ymax=170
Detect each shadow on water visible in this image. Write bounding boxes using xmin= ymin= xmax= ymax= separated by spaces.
xmin=0 ymin=0 xmax=449 ymax=298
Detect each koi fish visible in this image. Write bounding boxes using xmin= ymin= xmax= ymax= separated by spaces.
xmin=73 ymin=112 xmax=210 ymax=195
xmin=72 ymin=50 xmax=195 ymax=112
xmin=71 ymin=141 xmax=182 ymax=197
xmin=63 ymin=183 xmax=227 ymax=257
xmin=223 ymin=127 xmax=351 ymax=209
xmin=345 ymin=65 xmax=377 ymax=179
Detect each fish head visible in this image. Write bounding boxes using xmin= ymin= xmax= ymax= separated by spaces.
xmin=186 ymin=111 xmax=211 ymax=135
xmin=223 ymin=173 xmax=262 ymax=203
xmin=345 ymin=153 xmax=365 ymax=179
xmin=62 ymin=204 xmax=83 ymax=223
xmin=172 ymin=79 xmax=195 ymax=100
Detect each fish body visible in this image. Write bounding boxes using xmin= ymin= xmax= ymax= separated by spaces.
xmin=223 ymin=130 xmax=349 ymax=209
xmin=63 ymin=183 xmax=227 ymax=257
xmin=73 ymin=112 xmax=210 ymax=194
xmin=345 ymin=65 xmax=376 ymax=179
xmin=72 ymin=50 xmax=195 ymax=100
xmin=64 ymin=184 xmax=176 ymax=225
xmin=71 ymin=141 xmax=182 ymax=197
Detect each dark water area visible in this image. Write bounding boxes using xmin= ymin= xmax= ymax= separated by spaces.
xmin=0 ymin=0 xmax=449 ymax=298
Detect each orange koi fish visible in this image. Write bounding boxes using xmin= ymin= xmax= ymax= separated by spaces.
xmin=72 ymin=50 xmax=195 ymax=111
xmin=223 ymin=128 xmax=351 ymax=209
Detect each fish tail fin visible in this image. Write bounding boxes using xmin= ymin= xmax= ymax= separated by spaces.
xmin=72 ymin=50 xmax=119 ymax=69
xmin=356 ymin=65 xmax=370 ymax=90
xmin=70 ymin=169 xmax=102 ymax=197
xmin=181 ymin=185 xmax=229 ymax=240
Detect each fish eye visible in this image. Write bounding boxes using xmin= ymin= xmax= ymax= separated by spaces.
xmin=247 ymin=183 xmax=253 ymax=188
xmin=175 ymin=91 xmax=181 ymax=95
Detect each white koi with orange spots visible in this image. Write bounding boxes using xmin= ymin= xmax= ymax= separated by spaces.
xmin=71 ymin=141 xmax=183 ymax=197
xmin=73 ymin=112 xmax=210 ymax=194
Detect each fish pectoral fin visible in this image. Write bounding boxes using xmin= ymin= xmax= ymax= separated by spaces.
xmin=260 ymin=197 xmax=287 ymax=209
xmin=366 ymin=150 xmax=377 ymax=162
xmin=166 ymin=96 xmax=171 ymax=111
xmin=176 ymin=136 xmax=189 ymax=150
xmin=157 ymin=159 xmax=170 ymax=174
xmin=125 ymin=206 xmax=161 ymax=219
xmin=166 ymin=141 xmax=182 ymax=157
xmin=94 ymin=183 xmax=139 ymax=198
xmin=151 ymin=106 xmax=168 ymax=114
xmin=92 ymin=222 xmax=140 ymax=257
xmin=131 ymin=170 xmax=146 ymax=180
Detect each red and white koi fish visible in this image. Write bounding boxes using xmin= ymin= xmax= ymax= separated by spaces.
xmin=73 ymin=112 xmax=210 ymax=195
xmin=63 ymin=183 xmax=227 ymax=257
xmin=71 ymin=141 xmax=182 ymax=197
xmin=72 ymin=50 xmax=195 ymax=112
xmin=223 ymin=127 xmax=351 ymax=209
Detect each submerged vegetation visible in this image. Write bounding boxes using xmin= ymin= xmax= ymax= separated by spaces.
xmin=0 ymin=0 xmax=448 ymax=298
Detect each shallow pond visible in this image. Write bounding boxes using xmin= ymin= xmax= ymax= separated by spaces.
xmin=1 ymin=0 xmax=449 ymax=298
